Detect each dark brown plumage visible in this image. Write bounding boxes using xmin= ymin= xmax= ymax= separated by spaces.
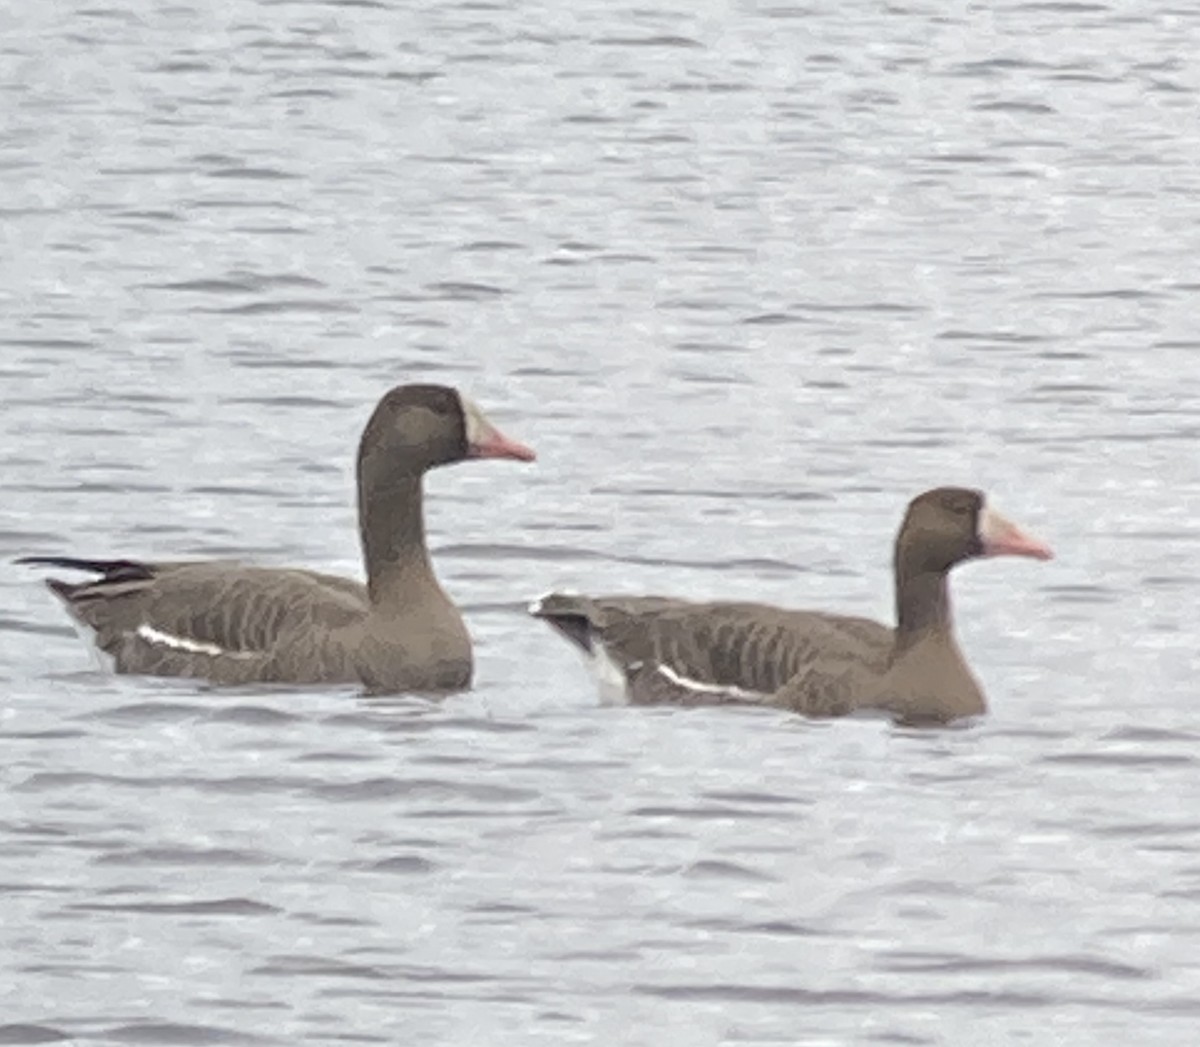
xmin=19 ymin=383 xmax=535 ymax=694
xmin=530 ymin=487 xmax=1052 ymax=725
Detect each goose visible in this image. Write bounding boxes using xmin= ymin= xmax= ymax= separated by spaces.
xmin=19 ymin=383 xmax=535 ymax=694
xmin=530 ymin=487 xmax=1051 ymax=724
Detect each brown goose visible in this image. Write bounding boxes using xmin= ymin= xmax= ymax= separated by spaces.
xmin=19 ymin=383 xmax=535 ymax=693
xmin=530 ymin=487 xmax=1052 ymax=724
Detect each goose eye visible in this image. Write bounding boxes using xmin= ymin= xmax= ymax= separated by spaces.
xmin=426 ymin=394 xmax=455 ymax=417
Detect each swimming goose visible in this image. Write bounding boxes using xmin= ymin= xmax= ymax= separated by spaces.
xmin=20 ymin=383 xmax=535 ymax=694
xmin=530 ymin=487 xmax=1051 ymax=724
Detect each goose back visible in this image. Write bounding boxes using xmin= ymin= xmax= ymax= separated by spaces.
xmin=531 ymin=594 xmax=891 ymax=705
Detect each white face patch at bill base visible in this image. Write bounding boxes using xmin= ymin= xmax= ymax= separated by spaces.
xmin=977 ymin=496 xmax=996 ymax=543
xmin=135 ymin=623 xmax=259 ymax=660
xmin=976 ymin=497 xmax=1054 ymax=561
xmin=457 ymin=393 xmax=535 ymax=462
xmin=461 ymin=394 xmax=488 ymax=447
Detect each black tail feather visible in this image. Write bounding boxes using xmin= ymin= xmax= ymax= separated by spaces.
xmin=15 ymin=556 xmax=155 ymax=583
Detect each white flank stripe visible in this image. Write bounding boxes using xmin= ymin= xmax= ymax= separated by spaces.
xmin=654 ymin=662 xmax=767 ymax=701
xmin=576 ymin=641 xmax=769 ymax=707
xmin=135 ymin=623 xmax=257 ymax=660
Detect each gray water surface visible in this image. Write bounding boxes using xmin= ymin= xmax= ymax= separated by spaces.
xmin=3 ymin=1 xmax=1200 ymax=1044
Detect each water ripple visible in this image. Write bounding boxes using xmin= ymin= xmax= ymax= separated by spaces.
xmin=3 ymin=1 xmax=1199 ymax=1043
xmin=0 ymin=1028 xmax=70 ymax=1046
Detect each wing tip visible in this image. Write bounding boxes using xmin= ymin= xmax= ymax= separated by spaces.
xmin=527 ymin=590 xmax=583 ymax=618
xmin=15 ymin=556 xmax=154 ymax=584
xmin=14 ymin=560 xmax=87 ymax=603
xmin=528 ymin=591 xmax=597 ymax=653
xmin=44 ymin=578 xmax=77 ymax=601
